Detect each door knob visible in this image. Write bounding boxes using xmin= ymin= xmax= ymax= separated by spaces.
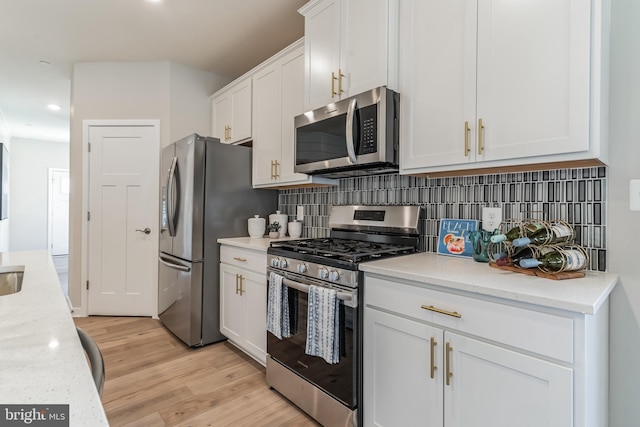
xmin=136 ymin=228 xmax=151 ymax=235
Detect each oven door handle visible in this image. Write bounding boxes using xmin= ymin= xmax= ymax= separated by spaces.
xmin=281 ymin=277 xmax=353 ymax=302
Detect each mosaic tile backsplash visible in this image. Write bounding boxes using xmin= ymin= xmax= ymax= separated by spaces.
xmin=277 ymin=167 xmax=607 ymax=272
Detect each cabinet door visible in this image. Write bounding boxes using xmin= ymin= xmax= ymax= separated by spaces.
xmin=229 ymin=79 xmax=252 ymax=144
xmin=278 ymin=48 xmax=309 ymax=184
xmin=303 ymin=0 xmax=341 ymax=111
xmin=240 ymin=269 xmax=268 ymax=365
xmin=399 ymin=0 xmax=477 ymax=171
xmin=364 ymin=307 xmax=443 ymax=427
xmin=252 ymin=64 xmax=283 ymax=185
xmin=444 ymin=332 xmax=573 ymax=427
xmin=212 ymin=94 xmax=232 ymax=143
xmin=340 ymin=0 xmax=391 ymax=98
xmin=219 ymin=264 xmax=243 ymax=342
xmin=476 ymin=0 xmax=590 ymax=162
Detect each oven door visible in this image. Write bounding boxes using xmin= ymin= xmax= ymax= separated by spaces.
xmin=266 ymin=267 xmax=358 ymax=409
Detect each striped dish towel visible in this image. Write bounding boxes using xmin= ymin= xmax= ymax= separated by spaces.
xmin=266 ymin=272 xmax=290 ymax=339
xmin=305 ymin=285 xmax=340 ymax=364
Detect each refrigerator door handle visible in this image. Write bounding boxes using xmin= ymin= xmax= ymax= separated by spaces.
xmin=166 ymin=156 xmax=180 ymax=237
xmin=159 ymin=255 xmax=191 ymax=272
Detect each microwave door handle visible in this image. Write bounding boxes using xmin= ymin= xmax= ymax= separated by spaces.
xmin=166 ymin=156 xmax=179 ymax=237
xmin=281 ymin=277 xmax=352 ymax=302
xmin=345 ymin=98 xmax=358 ymax=164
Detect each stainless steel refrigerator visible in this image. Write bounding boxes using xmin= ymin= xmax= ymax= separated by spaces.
xmin=158 ymin=133 xmax=277 ymax=346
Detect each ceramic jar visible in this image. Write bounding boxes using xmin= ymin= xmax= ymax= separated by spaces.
xmin=288 ymin=221 xmax=302 ymax=238
xmin=248 ymin=215 xmax=266 ymax=238
xmin=268 ymin=210 xmax=288 ymax=238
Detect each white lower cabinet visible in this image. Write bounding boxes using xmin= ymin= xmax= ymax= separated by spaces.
xmin=364 ymin=275 xmax=607 ymax=427
xmin=219 ymin=245 xmax=267 ymax=365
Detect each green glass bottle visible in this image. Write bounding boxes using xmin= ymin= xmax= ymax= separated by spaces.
xmin=490 ymin=221 xmax=546 ymax=244
xmin=519 ymin=247 xmax=588 ymax=272
xmin=512 ymin=222 xmax=574 ymax=247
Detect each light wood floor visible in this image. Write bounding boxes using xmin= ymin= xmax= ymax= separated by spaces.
xmin=74 ymin=316 xmax=320 ymax=427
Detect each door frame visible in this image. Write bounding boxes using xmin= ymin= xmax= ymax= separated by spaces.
xmin=79 ymin=119 xmax=161 ymax=317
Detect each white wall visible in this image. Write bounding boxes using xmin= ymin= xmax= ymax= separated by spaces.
xmin=0 ymin=109 xmax=10 ymax=252
xmin=69 ymin=61 xmax=229 ymax=308
xmin=608 ymin=0 xmax=640 ymax=424
xmin=8 ymin=138 xmax=69 ymax=251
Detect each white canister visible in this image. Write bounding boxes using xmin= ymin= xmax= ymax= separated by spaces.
xmin=288 ymin=221 xmax=302 ymax=238
xmin=248 ymin=215 xmax=266 ymax=238
xmin=269 ymin=210 xmax=288 ymax=238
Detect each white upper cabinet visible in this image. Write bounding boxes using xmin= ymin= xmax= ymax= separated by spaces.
xmin=299 ymin=0 xmax=397 ymax=112
xmin=211 ymin=77 xmax=252 ymax=144
xmin=400 ymin=0 xmax=609 ymax=175
xmin=252 ymin=40 xmax=337 ymax=188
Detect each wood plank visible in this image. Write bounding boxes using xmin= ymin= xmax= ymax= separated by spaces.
xmin=74 ymin=316 xmax=320 ymax=426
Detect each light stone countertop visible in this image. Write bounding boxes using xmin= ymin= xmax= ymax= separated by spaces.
xmin=359 ymin=252 xmax=618 ymax=315
xmin=0 ymin=250 xmax=108 ymax=426
xmin=217 ymin=236 xmax=298 ymax=251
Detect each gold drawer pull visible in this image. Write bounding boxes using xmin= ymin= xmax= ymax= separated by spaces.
xmin=233 ymin=257 xmax=247 ymax=262
xmin=421 ymin=305 xmax=462 ymax=318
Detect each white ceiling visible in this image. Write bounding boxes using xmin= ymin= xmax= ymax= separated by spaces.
xmin=0 ymin=0 xmax=307 ymax=143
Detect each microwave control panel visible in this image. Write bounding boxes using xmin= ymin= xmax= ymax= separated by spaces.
xmin=358 ymin=105 xmax=377 ymax=154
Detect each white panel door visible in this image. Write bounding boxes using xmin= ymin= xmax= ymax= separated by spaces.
xmin=88 ymin=124 xmax=159 ymax=315
xmin=364 ymin=307 xmax=443 ymax=427
xmin=219 ymin=264 xmax=243 ymax=342
xmin=399 ymin=0 xmax=478 ymax=170
xmin=252 ymin=63 xmax=282 ymax=185
xmin=48 ymin=168 xmax=70 ymax=256
xmin=444 ymin=332 xmax=573 ymax=427
xmin=476 ymin=0 xmax=591 ymax=161
xmin=240 ymin=269 xmax=268 ymax=364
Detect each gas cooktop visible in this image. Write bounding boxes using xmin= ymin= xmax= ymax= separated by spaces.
xmin=270 ymin=238 xmax=417 ymax=264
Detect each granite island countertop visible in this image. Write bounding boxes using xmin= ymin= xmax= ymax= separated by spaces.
xmin=359 ymin=252 xmax=619 ymax=315
xmin=0 ymin=250 xmax=108 ymax=426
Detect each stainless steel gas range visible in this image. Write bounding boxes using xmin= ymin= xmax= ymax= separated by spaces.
xmin=266 ymin=205 xmax=421 ymax=427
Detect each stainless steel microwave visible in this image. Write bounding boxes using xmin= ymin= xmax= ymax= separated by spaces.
xmin=294 ymin=86 xmax=399 ymax=179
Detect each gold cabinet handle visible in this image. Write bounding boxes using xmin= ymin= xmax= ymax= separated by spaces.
xmin=274 ymin=160 xmax=280 ymax=178
xmin=337 ymin=68 xmax=345 ymax=95
xmin=233 ymin=257 xmax=247 ymax=262
xmin=332 ymin=71 xmax=338 ymax=97
xmin=270 ymin=160 xmax=275 ymax=179
xmin=235 ymin=273 xmax=240 ymax=294
xmin=421 ymin=305 xmax=462 ymax=318
xmin=430 ymin=337 xmax=438 ymax=379
xmin=464 ymin=121 xmax=470 ymax=156
xmin=228 ymin=125 xmax=232 ymax=141
xmin=478 ymin=118 xmax=484 ymax=155
xmin=238 ymin=274 xmax=245 ymax=295
xmin=445 ymin=342 xmax=453 ymax=386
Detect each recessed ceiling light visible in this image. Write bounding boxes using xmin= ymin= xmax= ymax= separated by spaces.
xmin=48 ymin=104 xmax=61 ymax=111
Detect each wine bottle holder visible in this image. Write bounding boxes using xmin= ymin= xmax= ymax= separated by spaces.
xmin=487 ymin=219 xmax=588 ymax=279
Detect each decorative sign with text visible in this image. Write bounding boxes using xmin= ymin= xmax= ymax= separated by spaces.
xmin=437 ymin=218 xmax=478 ymax=258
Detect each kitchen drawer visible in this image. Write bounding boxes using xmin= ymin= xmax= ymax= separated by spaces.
xmin=365 ymin=275 xmax=574 ymax=363
xmin=220 ymin=245 xmax=267 ymax=274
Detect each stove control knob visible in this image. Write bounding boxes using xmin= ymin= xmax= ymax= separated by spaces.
xmin=270 ymin=258 xmax=280 ymax=268
xmin=297 ymin=263 xmax=308 ymax=274
xmin=319 ymin=268 xmax=329 ymax=280
xmin=329 ymin=270 xmax=340 ymax=282
xmin=279 ymin=258 xmax=288 ymax=269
